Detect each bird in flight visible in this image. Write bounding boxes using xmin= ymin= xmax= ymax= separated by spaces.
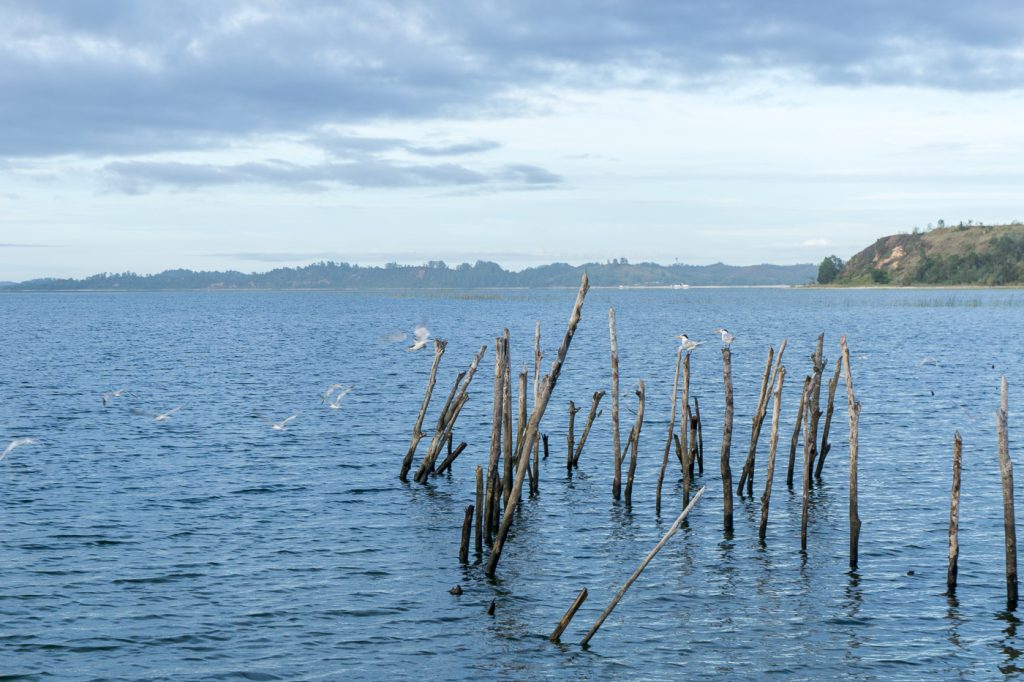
xmin=154 ymin=406 xmax=183 ymax=421
xmin=714 ymin=328 xmax=735 ymax=346
xmin=676 ymin=334 xmax=703 ymax=352
xmin=407 ymin=325 xmax=431 ymax=351
xmin=326 ymin=386 xmax=353 ymax=410
xmin=1 ymin=437 xmax=35 ymax=462
xmin=101 ymin=388 xmax=132 ymax=407
xmin=257 ymin=413 xmax=299 ymax=431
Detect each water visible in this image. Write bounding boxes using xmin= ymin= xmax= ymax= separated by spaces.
xmin=2 ymin=287 xmax=1023 ymax=680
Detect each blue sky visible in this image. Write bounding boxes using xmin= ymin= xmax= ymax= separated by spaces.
xmin=1 ymin=1 xmax=1023 ymax=280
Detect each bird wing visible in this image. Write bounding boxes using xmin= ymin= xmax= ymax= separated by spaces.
xmin=414 ymin=325 xmax=430 ymax=343
xmin=281 ymin=414 xmax=299 ymax=426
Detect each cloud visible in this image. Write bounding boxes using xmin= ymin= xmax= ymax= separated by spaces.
xmin=311 ymin=132 xmax=501 ymax=158
xmin=0 ymin=242 xmax=53 ymax=248
xmin=2 ymin=2 xmax=1022 ymax=158
xmin=102 ymin=157 xmax=560 ymax=193
xmin=801 ymin=238 xmax=830 ymax=247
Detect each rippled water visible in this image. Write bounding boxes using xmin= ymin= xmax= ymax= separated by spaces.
xmin=3 ymin=287 xmax=1024 ymax=680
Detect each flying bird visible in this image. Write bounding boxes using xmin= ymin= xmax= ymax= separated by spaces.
xmin=407 ymin=325 xmax=431 ymax=351
xmin=676 ymin=334 xmax=704 ymax=352
xmin=1 ymin=437 xmax=35 ymax=462
xmin=101 ymin=388 xmax=131 ymax=407
xmin=320 ymin=383 xmax=347 ymax=404
xmin=154 ymin=406 xmax=183 ymax=421
xmin=714 ymin=328 xmax=735 ymax=346
xmin=327 ymin=386 xmax=353 ymax=410
xmin=257 ymin=413 xmax=299 ymax=431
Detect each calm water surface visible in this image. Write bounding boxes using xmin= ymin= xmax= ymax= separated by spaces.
xmin=2 ymin=287 xmax=1024 ymax=680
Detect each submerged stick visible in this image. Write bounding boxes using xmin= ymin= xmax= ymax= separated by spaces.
xmin=550 ymin=588 xmax=588 ymax=643
xmin=400 ymin=339 xmax=447 ymax=481
xmin=656 ymin=346 xmax=684 ymax=516
xmin=567 ymin=400 xmax=580 ymax=476
xmin=814 ymin=357 xmax=842 ymax=477
xmin=610 ymin=307 xmax=622 ymax=500
xmin=721 ymin=347 xmax=734 ymax=533
xmin=759 ymin=367 xmax=786 ymax=542
xmin=947 ymin=432 xmax=962 ymax=594
xmin=486 ymin=273 xmax=590 ymax=578
xmin=625 ymin=381 xmax=645 ymax=506
xmin=840 ymin=336 xmax=861 ymax=569
xmin=435 ymin=441 xmax=468 ymax=475
xmin=580 ymin=487 xmax=705 ymax=646
xmin=573 ymin=390 xmax=605 ymax=466
xmin=475 ymin=466 xmax=484 ymax=554
xmin=996 ymin=375 xmax=1017 ymax=608
xmin=788 ymin=377 xmax=811 ymax=488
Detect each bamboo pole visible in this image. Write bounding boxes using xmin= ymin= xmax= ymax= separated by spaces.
xmin=475 ymin=466 xmax=484 ymax=554
xmin=550 ymin=588 xmax=588 ymax=643
xmin=656 ymin=346 xmax=684 ymax=516
xmin=625 ymin=381 xmax=645 ymax=506
xmin=721 ymin=347 xmax=734 ymax=533
xmin=486 ymin=274 xmax=590 ymax=578
xmin=840 ymin=336 xmax=861 ymax=570
xmin=694 ymin=397 xmax=704 ymax=476
xmin=573 ymin=390 xmax=605 ymax=466
xmin=459 ymin=504 xmax=474 ymax=564
xmin=814 ymin=357 xmax=842 ymax=477
xmin=580 ymin=487 xmax=705 ymax=646
xmin=738 ymin=346 xmax=774 ymax=496
xmin=996 ymin=375 xmax=1017 ymax=608
xmin=400 ymin=339 xmax=447 ymax=481
xmin=610 ymin=307 xmax=622 ymax=500
xmin=435 ymin=441 xmax=468 ymax=475
xmin=759 ymin=367 xmax=786 ymax=542
xmin=567 ymin=400 xmax=580 ymax=476
xmin=788 ymin=377 xmax=811 ymax=488
xmin=947 ymin=432 xmax=962 ymax=594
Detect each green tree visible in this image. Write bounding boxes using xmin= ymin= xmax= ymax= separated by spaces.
xmin=817 ymin=255 xmax=844 ymax=284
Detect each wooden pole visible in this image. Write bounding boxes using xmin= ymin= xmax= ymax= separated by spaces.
xmin=534 ymin=321 xmax=543 ymax=485
xmin=400 ymin=339 xmax=446 ymax=481
xmin=573 ymin=390 xmax=605 ymax=466
xmin=625 ymin=381 xmax=645 ymax=506
xmin=516 ymin=368 xmax=536 ymax=495
xmin=996 ymin=375 xmax=1017 ymax=608
xmin=567 ymin=400 xmax=580 ymax=476
xmin=840 ymin=336 xmax=861 ymax=569
xmin=947 ymin=431 xmax=962 ymax=594
xmin=800 ymin=389 xmax=813 ymax=551
xmin=435 ymin=441 xmax=468 ymax=475
xmin=486 ymin=273 xmax=589 ymax=578
xmin=738 ymin=346 xmax=774 ymax=496
xmin=502 ymin=334 xmax=513 ymax=503
xmin=721 ymin=347 xmax=734 ymax=533
xmin=680 ymin=352 xmax=691 ymax=476
xmin=542 ymin=433 xmax=549 ymax=460
xmin=694 ymin=396 xmax=704 ymax=476
xmin=485 ymin=335 xmax=506 ymax=543
xmin=656 ymin=346 xmax=684 ymax=516
xmin=475 ymin=466 xmax=484 ymax=554
xmin=580 ymin=487 xmax=705 ymax=646
xmin=788 ymin=376 xmax=811 ymax=488
xmin=550 ymin=588 xmax=588 ymax=643
xmin=806 ymin=333 xmax=825 ymax=475
xmin=610 ymin=307 xmax=623 ymax=500
xmin=814 ymin=357 xmax=842 ymax=477
xmin=759 ymin=367 xmax=786 ymax=542
xmin=459 ymin=504 xmax=474 ymax=564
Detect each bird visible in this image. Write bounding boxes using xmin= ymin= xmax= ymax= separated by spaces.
xmin=714 ymin=328 xmax=735 ymax=346
xmin=1 ymin=437 xmax=35 ymax=462
xmin=327 ymin=386 xmax=353 ymax=410
xmin=320 ymin=383 xmax=346 ymax=404
xmin=257 ymin=413 xmax=299 ymax=431
xmin=407 ymin=325 xmax=431 ymax=351
xmin=676 ymin=334 xmax=703 ymax=352
xmin=154 ymin=406 xmax=183 ymax=422
xmin=101 ymin=388 xmax=131 ymax=407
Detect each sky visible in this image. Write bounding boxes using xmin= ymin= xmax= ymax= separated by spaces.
xmin=1 ymin=1 xmax=1023 ymax=281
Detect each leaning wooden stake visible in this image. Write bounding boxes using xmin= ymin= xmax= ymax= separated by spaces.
xmin=459 ymin=504 xmax=474 ymax=564
xmin=625 ymin=381 xmax=645 ymax=506
xmin=721 ymin=347 xmax=734 ymax=533
xmin=814 ymin=357 xmax=842 ymax=477
xmin=435 ymin=441 xmax=468 ymax=475
xmin=788 ymin=376 xmax=811 ymax=488
xmin=996 ymin=375 xmax=1017 ymax=608
xmin=580 ymin=487 xmax=706 ymax=646
xmin=609 ymin=307 xmax=623 ymax=500
xmin=759 ymin=366 xmax=786 ymax=542
xmin=840 ymin=336 xmax=861 ymax=569
xmin=486 ymin=274 xmax=590 ymax=578
xmin=573 ymin=390 xmax=605 ymax=466
xmin=550 ymin=588 xmax=588 ymax=643
xmin=656 ymin=346 xmax=684 ymax=516
xmin=694 ymin=397 xmax=704 ymax=476
xmin=485 ymin=335 xmax=506 ymax=542
xmin=738 ymin=346 xmax=775 ymax=496
xmin=947 ymin=431 xmax=962 ymax=594
xmin=400 ymin=339 xmax=447 ymax=480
